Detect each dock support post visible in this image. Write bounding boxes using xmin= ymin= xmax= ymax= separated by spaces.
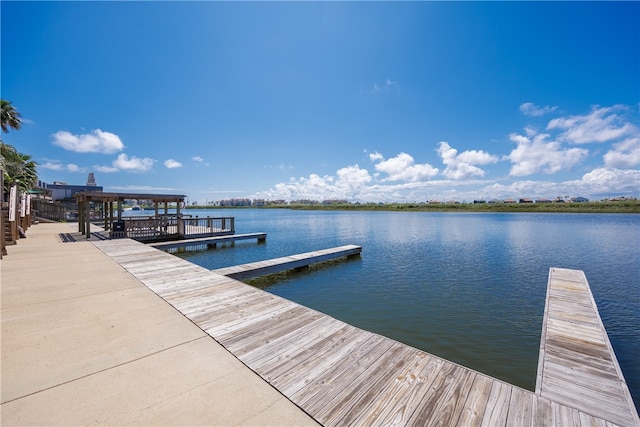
xmin=177 ymin=217 xmax=185 ymax=238
xmin=103 ymin=201 xmax=108 ymax=230
xmin=109 ymin=201 xmax=114 ymax=230
xmin=85 ymin=196 xmax=91 ymax=239
xmin=78 ymin=200 xmax=84 ymax=233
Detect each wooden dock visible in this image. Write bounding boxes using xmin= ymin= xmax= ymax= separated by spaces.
xmin=536 ymin=267 xmax=640 ymax=426
xmin=92 ymin=239 xmax=637 ymax=426
xmin=150 ymin=232 xmax=267 ymax=251
xmin=212 ymin=245 xmax=361 ymax=280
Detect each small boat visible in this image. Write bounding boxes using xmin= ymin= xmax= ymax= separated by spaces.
xmin=131 ymin=205 xmax=143 ymax=211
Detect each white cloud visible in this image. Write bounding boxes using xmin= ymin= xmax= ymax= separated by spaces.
xmin=251 ymin=159 xmax=638 ymax=203
xmin=252 ymin=164 xmax=374 ymax=202
xmin=368 ymin=151 xmax=384 ymax=162
xmin=426 ymin=167 xmax=639 ymax=201
xmin=373 ymin=152 xmax=439 ymax=182
xmin=111 ymin=153 xmax=155 ymax=172
xmin=437 ymin=142 xmax=498 ymax=180
xmin=40 ymin=161 xmax=85 ymax=173
xmin=191 ymin=155 xmax=210 ymax=166
xmin=603 ymin=136 xmax=640 ymax=168
xmin=547 ymin=105 xmax=637 ymax=144
xmin=52 ymin=129 xmax=124 ymax=154
xmin=371 ymin=79 xmax=398 ymax=94
xmin=575 ymin=167 xmax=640 ymax=196
xmin=336 ymin=164 xmax=372 ymax=189
xmin=93 ymin=165 xmax=119 ymax=173
xmin=164 ymin=159 xmax=182 ymax=169
xmin=486 ymin=168 xmax=639 ymax=200
xmin=506 ymin=131 xmax=589 ymax=176
xmin=519 ymin=102 xmax=558 ymax=117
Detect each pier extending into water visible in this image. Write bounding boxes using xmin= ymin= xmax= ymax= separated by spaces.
xmin=212 ymin=245 xmax=361 ymax=280
xmin=537 ymin=267 xmax=639 ymax=426
xmin=150 ymin=232 xmax=266 ymax=251
xmin=91 ymin=237 xmax=638 ymax=426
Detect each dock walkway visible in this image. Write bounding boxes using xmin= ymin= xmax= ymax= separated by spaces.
xmin=150 ymin=232 xmax=267 ymax=251
xmin=92 ymin=238 xmax=633 ymax=426
xmin=536 ymin=267 xmax=640 ymax=426
xmin=213 ymin=244 xmax=361 ymax=279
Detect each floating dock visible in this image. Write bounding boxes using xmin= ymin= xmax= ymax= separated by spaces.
xmin=213 ymin=244 xmax=361 ymax=279
xmin=149 ymin=232 xmax=267 ymax=251
xmin=91 ymin=239 xmax=638 ymax=426
xmin=537 ymin=267 xmax=640 ymax=426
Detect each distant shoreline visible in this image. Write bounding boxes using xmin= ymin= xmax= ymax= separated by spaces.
xmin=186 ymin=200 xmax=640 ymax=214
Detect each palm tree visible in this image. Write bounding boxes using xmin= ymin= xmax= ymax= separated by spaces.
xmin=1 ymin=99 xmax=22 ymax=133
xmin=1 ymin=142 xmax=38 ymax=194
xmin=0 ymin=101 xmax=37 ymax=198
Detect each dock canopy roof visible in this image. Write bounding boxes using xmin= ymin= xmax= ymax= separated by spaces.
xmin=74 ymin=191 xmax=186 ymax=204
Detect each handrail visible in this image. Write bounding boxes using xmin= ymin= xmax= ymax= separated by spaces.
xmin=120 ymin=216 xmax=234 ymax=242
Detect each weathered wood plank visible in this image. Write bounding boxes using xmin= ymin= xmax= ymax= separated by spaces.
xmin=169 ymin=285 xmax=265 ymax=318
xmin=240 ymin=316 xmax=345 ymax=369
xmin=193 ymin=293 xmax=290 ymax=331
xmin=315 ymin=343 xmax=415 ymax=427
xmin=480 ymin=380 xmax=512 ymax=427
xmin=331 ymin=348 xmax=437 ymax=427
xmin=369 ymin=356 xmax=447 ymax=427
xmin=149 ymin=232 xmax=267 ymax=250
xmin=537 ymin=267 xmax=640 ymax=427
xmin=212 ymin=245 xmax=362 ymax=280
xmin=455 ymin=374 xmax=494 ymax=427
xmin=203 ymin=298 xmax=299 ymax=339
xmin=507 ymin=387 xmax=534 ymax=427
xmin=352 ymin=351 xmax=436 ymax=426
xmin=224 ymin=309 xmax=325 ymax=357
xmin=260 ymin=323 xmax=362 ymax=384
xmin=407 ymin=362 xmax=472 ymax=426
xmin=278 ymin=332 xmax=389 ymax=400
xmin=553 ymin=401 xmax=581 ymax=427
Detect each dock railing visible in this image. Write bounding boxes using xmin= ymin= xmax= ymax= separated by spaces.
xmin=121 ymin=215 xmax=234 ymax=242
xmin=180 ymin=216 xmax=235 ymax=238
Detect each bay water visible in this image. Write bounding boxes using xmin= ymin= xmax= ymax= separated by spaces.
xmin=171 ymin=209 xmax=639 ymax=409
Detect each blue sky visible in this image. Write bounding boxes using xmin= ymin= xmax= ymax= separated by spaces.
xmin=2 ymin=1 xmax=639 ymax=203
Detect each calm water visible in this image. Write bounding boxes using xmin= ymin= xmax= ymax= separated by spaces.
xmin=172 ymin=209 xmax=639 ymax=409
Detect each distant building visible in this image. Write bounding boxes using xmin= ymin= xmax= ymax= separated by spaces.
xmin=291 ymin=199 xmax=319 ymax=205
xmin=571 ymin=197 xmax=589 ymax=203
xmin=322 ymin=199 xmax=350 ymax=205
xmin=38 ymin=173 xmax=103 ymax=201
xmin=86 ymin=173 xmax=97 ymax=186
xmin=218 ymin=198 xmax=252 ymax=207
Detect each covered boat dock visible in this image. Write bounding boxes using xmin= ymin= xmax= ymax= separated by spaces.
xmin=74 ymin=191 xmax=186 ymax=239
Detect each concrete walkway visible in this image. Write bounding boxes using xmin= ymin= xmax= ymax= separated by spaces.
xmin=1 ymin=222 xmax=319 ymax=426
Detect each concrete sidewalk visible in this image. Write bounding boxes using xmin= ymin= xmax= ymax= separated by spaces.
xmin=1 ymin=222 xmax=319 ymax=426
